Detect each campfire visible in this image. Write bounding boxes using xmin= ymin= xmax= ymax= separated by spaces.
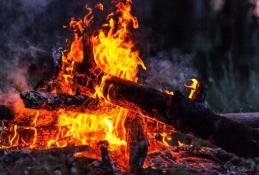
xmin=0 ymin=0 xmax=258 ymax=174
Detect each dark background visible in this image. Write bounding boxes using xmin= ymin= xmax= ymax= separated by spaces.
xmin=0 ymin=0 xmax=258 ymax=112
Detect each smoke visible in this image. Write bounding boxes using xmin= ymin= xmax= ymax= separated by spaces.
xmin=140 ymin=49 xmax=199 ymax=91
xmin=0 ymin=0 xmax=65 ymax=109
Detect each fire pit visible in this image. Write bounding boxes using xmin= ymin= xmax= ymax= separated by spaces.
xmin=0 ymin=0 xmax=258 ymax=174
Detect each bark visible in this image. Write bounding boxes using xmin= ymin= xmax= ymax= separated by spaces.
xmin=20 ymin=91 xmax=98 ymax=111
xmin=125 ymin=112 xmax=148 ymax=175
xmin=102 ymin=76 xmax=259 ymax=158
xmin=20 ymin=77 xmax=259 ymax=157
xmin=222 ymin=113 xmax=259 ymax=128
xmin=98 ymin=141 xmax=114 ymax=175
xmin=31 ymin=145 xmax=90 ymax=155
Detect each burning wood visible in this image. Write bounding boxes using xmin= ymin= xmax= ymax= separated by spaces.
xmin=98 ymin=141 xmax=115 ymax=175
xmin=1 ymin=0 xmax=259 ymax=174
xmin=101 ymin=76 xmax=259 ymax=158
xmin=19 ymin=77 xmax=259 ymax=158
xmin=125 ymin=112 xmax=148 ymax=174
xmin=20 ymin=91 xmax=98 ymax=111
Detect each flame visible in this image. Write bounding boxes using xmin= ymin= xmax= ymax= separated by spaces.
xmin=178 ymin=141 xmax=185 ymax=148
xmin=92 ymin=0 xmax=146 ymax=82
xmin=58 ymin=6 xmax=93 ymax=95
xmin=185 ymin=78 xmax=199 ymax=99
xmin=162 ymin=90 xmax=174 ymax=96
xmin=161 ymin=132 xmax=170 ymax=147
xmin=46 ymin=0 xmax=145 ymax=154
xmin=0 ymin=1 xmax=177 ymax=167
xmin=47 ymin=108 xmax=127 ymax=149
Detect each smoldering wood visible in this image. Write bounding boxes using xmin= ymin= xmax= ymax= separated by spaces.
xmin=31 ymin=145 xmax=90 ymax=155
xmin=125 ymin=112 xmax=148 ymax=175
xmin=98 ymin=141 xmax=114 ymax=175
xmin=20 ymin=91 xmax=99 ymax=111
xmin=102 ymin=76 xmax=259 ymax=158
xmin=0 ymin=105 xmax=14 ymax=120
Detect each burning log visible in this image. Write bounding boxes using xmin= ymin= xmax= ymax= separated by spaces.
xmin=102 ymin=76 xmax=259 ymax=158
xmin=0 ymin=105 xmax=14 ymax=120
xmin=125 ymin=112 xmax=148 ymax=174
xmin=20 ymin=78 xmax=259 ymax=157
xmin=20 ymin=91 xmax=98 ymax=111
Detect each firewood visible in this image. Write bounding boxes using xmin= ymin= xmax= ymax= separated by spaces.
xmin=102 ymin=76 xmax=259 ymax=158
xmin=98 ymin=141 xmax=114 ymax=175
xmin=222 ymin=113 xmax=259 ymax=128
xmin=20 ymin=91 xmax=99 ymax=111
xmin=0 ymin=105 xmax=14 ymax=120
xmin=31 ymin=145 xmax=90 ymax=155
xmin=20 ymin=77 xmax=259 ymax=157
xmin=125 ymin=112 xmax=148 ymax=175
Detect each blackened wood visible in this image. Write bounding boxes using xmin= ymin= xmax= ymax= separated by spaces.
xmin=98 ymin=141 xmax=114 ymax=175
xmin=0 ymin=105 xmax=14 ymax=120
xmin=20 ymin=91 xmax=98 ymax=111
xmin=125 ymin=112 xmax=148 ymax=175
xmin=222 ymin=113 xmax=259 ymax=128
xmin=31 ymin=145 xmax=90 ymax=155
xmin=20 ymin=78 xmax=259 ymax=157
xmin=102 ymin=76 xmax=259 ymax=158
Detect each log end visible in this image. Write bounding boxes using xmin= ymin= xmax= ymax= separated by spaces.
xmin=0 ymin=105 xmax=14 ymax=120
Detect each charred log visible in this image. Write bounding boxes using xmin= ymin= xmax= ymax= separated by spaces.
xmin=125 ymin=112 xmax=148 ymax=175
xmin=102 ymin=76 xmax=259 ymax=158
xmin=20 ymin=78 xmax=259 ymax=157
xmin=31 ymin=145 xmax=90 ymax=155
xmin=222 ymin=113 xmax=259 ymax=128
xmin=20 ymin=91 xmax=98 ymax=111
xmin=0 ymin=105 xmax=14 ymax=120
xmin=98 ymin=141 xmax=114 ymax=175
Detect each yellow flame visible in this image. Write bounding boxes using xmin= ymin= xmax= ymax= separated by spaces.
xmin=92 ymin=0 xmax=146 ymax=82
xmin=185 ymin=78 xmax=199 ymax=99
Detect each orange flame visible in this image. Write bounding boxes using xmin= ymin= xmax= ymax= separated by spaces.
xmin=92 ymin=0 xmax=146 ymax=82
xmin=0 ymin=1 xmax=176 ymax=166
xmin=48 ymin=0 xmax=146 ymax=154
